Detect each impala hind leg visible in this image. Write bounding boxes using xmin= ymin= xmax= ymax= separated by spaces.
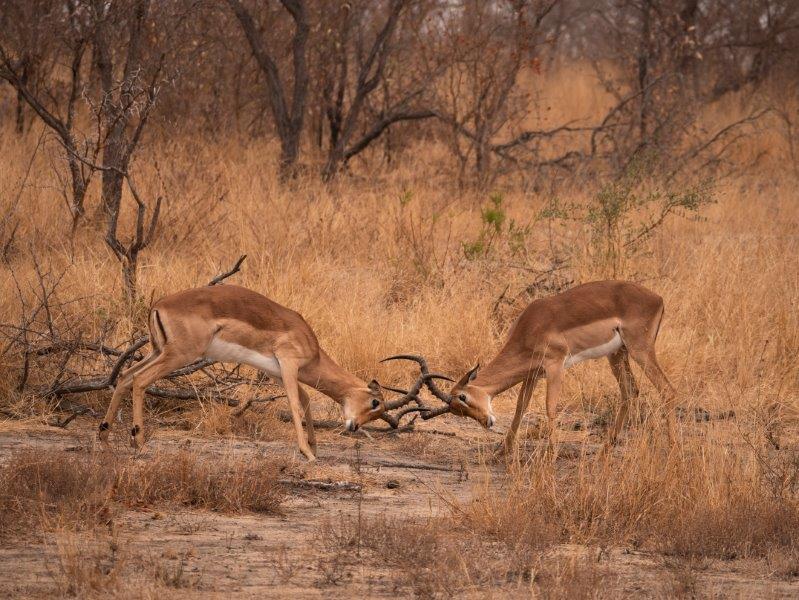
xmin=606 ymin=347 xmax=639 ymax=445
xmin=497 ymin=375 xmax=538 ymax=455
xmin=544 ymin=363 xmax=564 ymax=450
xmin=626 ymin=346 xmax=676 ymax=443
xmin=128 ymin=351 xmax=192 ymax=449
xmin=298 ymin=387 xmax=317 ymax=455
xmin=98 ymin=352 xmax=159 ymax=444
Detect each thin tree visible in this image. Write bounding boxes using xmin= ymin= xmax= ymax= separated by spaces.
xmin=226 ymin=0 xmax=309 ymax=177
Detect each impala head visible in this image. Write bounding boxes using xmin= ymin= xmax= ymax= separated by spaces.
xmin=343 ymin=379 xmax=386 ymax=432
xmin=447 ymin=364 xmax=496 ymax=429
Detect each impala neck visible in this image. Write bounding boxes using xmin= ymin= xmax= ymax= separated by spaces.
xmin=471 ymin=343 xmax=540 ymax=397
xmin=299 ymin=349 xmax=364 ymax=404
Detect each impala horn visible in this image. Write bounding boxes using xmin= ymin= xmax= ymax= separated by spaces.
xmin=380 ymin=354 xmax=454 ymax=405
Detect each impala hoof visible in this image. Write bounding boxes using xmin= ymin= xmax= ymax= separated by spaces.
xmin=130 ymin=425 xmax=143 ymax=449
xmin=98 ymin=421 xmax=110 ymax=443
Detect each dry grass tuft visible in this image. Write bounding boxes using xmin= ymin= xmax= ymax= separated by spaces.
xmin=50 ymin=534 xmax=128 ymax=598
xmin=316 ymin=514 xmax=614 ymax=596
xmin=455 ymin=433 xmax=799 ymax=562
xmin=112 ymin=450 xmax=285 ymax=513
xmin=48 ymin=531 xmax=200 ymax=598
xmin=0 ymin=450 xmax=115 ymax=535
xmin=0 ymin=449 xmax=284 ymax=536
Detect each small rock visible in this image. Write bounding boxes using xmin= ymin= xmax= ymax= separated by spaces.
xmin=386 ymin=479 xmax=400 ymax=489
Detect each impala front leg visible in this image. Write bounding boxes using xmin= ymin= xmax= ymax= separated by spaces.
xmin=278 ymin=358 xmax=316 ymax=462
xmin=298 ymin=386 xmax=317 ymax=455
xmin=99 ymin=353 xmax=158 ymax=445
xmin=497 ymin=375 xmax=537 ymax=455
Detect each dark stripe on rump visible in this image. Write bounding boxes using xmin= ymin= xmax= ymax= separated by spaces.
xmin=154 ymin=310 xmax=168 ymax=344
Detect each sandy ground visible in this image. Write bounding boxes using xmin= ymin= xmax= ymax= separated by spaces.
xmin=0 ymin=414 xmax=797 ymax=598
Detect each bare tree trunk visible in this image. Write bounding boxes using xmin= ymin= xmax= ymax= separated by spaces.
xmin=474 ymin=123 xmax=491 ymax=187
xmin=94 ymin=4 xmax=124 ymax=217
xmin=226 ymin=0 xmax=309 ymax=179
xmin=637 ymin=0 xmax=652 ymax=143
xmin=94 ymin=0 xmax=150 ymax=217
xmin=321 ymin=0 xmax=408 ymax=180
xmin=14 ymin=67 xmax=26 ymax=133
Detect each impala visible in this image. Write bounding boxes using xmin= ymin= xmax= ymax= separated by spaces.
xmin=98 ymin=284 xmax=398 ymax=461
xmin=387 ymin=280 xmax=676 ymax=451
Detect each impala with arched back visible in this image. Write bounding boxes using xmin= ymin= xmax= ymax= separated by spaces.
xmin=98 ymin=284 xmax=422 ymax=461
xmin=384 ymin=280 xmax=677 ymax=451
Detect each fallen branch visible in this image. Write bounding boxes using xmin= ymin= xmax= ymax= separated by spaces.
xmin=368 ymin=459 xmax=460 ymax=473
xmin=231 ymin=393 xmax=285 ymax=417
xmin=276 ymin=411 xmax=419 ymax=435
xmin=49 ymin=406 xmax=95 ymax=428
xmin=279 ymin=479 xmax=362 ymax=492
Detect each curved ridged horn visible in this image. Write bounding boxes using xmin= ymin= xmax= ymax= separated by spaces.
xmin=380 ymin=354 xmax=453 ymax=404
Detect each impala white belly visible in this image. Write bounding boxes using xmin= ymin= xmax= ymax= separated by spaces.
xmin=204 ymin=337 xmax=283 ymax=378
xmin=564 ymin=331 xmax=623 ymax=368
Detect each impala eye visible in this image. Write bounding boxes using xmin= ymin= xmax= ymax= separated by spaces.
xmin=458 ymin=393 xmax=468 ymax=405
xmin=371 ymin=398 xmax=381 ymax=410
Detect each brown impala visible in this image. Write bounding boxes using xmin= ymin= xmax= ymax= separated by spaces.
xmin=98 ymin=284 xmax=418 ymax=461
xmin=385 ymin=280 xmax=677 ymax=451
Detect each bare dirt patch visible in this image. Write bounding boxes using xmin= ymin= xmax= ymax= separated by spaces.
xmin=1 ymin=413 xmax=797 ymax=599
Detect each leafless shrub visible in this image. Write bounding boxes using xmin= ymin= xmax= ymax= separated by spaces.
xmin=0 ymin=254 xmax=280 ymax=424
xmin=48 ymin=532 xmax=201 ymax=598
xmin=318 ymin=515 xmax=527 ymax=593
xmin=766 ymin=546 xmax=799 ymax=580
xmin=271 ymin=544 xmax=297 ymax=585
xmin=662 ymin=558 xmax=703 ymax=600
xmin=151 ymin=552 xmax=199 ymax=590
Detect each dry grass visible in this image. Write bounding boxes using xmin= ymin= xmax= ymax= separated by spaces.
xmin=46 ymin=531 xmax=201 ymax=598
xmin=457 ymin=432 xmax=799 ymax=562
xmin=316 ymin=513 xmax=614 ymax=596
xmin=0 ymin=449 xmax=284 ymax=536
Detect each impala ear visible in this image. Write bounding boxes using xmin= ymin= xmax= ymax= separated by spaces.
xmin=455 ymin=364 xmax=480 ymax=387
xmin=467 ymin=363 xmax=480 ymax=382
xmin=367 ymin=379 xmax=381 ymax=393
